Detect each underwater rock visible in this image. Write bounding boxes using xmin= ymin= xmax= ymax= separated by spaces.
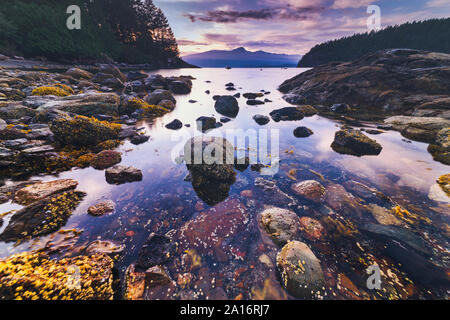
xmin=214 ymin=96 xmax=239 ymax=118
xmin=135 ymin=234 xmax=178 ymax=272
xmin=269 ymin=107 xmax=304 ymax=122
xmin=14 ymin=179 xmax=78 ymax=205
xmin=85 ymin=240 xmax=124 ymax=255
xmin=276 ymin=241 xmax=326 ymax=299
xmin=299 ymin=217 xmax=325 ymax=241
xmin=0 ymin=252 xmax=114 ymax=300
xmin=255 ymin=178 xmax=297 ymax=208
xmin=367 ymin=204 xmax=403 ymax=226
xmin=331 ymin=128 xmax=382 ymax=156
xmin=92 ymin=150 xmax=122 ymax=170
xmin=293 ymin=126 xmax=313 ymax=138
xmin=88 ymin=200 xmax=116 ymax=216
xmin=0 ymin=191 xmax=85 ymax=242
xmin=360 ymin=224 xmax=431 ymax=255
xmin=260 ymin=207 xmax=300 ymax=245
xmin=291 ymin=180 xmax=325 ymax=204
xmin=105 ymin=165 xmax=143 ymax=184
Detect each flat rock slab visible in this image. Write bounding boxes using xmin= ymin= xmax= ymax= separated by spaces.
xmin=105 ymin=165 xmax=143 ymax=184
xmin=14 ymin=179 xmax=78 ymax=205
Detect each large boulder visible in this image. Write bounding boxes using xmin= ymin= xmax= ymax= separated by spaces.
xmin=14 ymin=179 xmax=78 ymax=205
xmin=277 ymin=241 xmax=326 ymax=299
xmin=99 ymin=64 xmax=126 ymax=82
xmin=331 ymin=128 xmax=382 ymax=156
xmin=37 ymin=91 xmax=120 ymax=117
xmin=196 ymin=116 xmax=218 ymax=132
xmin=260 ymin=207 xmax=300 ymax=245
xmin=167 ymin=77 xmax=192 ymax=94
xmin=50 ymin=114 xmax=121 ymax=146
xmin=214 ymin=96 xmax=239 ymax=118
xmin=280 ymin=49 xmax=450 ymax=118
xmin=145 ymin=89 xmax=176 ymax=105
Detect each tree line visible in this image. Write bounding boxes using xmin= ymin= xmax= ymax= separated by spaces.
xmin=0 ymin=0 xmax=179 ymax=64
xmin=298 ymin=18 xmax=450 ymax=67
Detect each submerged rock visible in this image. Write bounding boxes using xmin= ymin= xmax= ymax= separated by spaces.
xmin=291 ymin=180 xmax=325 ymax=204
xmin=14 ymin=179 xmax=78 ymax=205
xmin=255 ymin=178 xmax=297 ymax=208
xmin=0 ymin=252 xmax=114 ymax=300
xmin=135 ymin=234 xmax=178 ymax=272
xmin=85 ymin=240 xmax=123 ymax=255
xmin=88 ymin=200 xmax=116 ymax=216
xmin=277 ymin=241 xmax=326 ymax=299
xmin=105 ymin=165 xmax=143 ymax=184
xmin=299 ymin=217 xmax=325 ymax=241
xmin=260 ymin=207 xmax=300 ymax=245
xmin=214 ymin=96 xmax=239 ymax=118
xmin=331 ymin=128 xmax=382 ymax=156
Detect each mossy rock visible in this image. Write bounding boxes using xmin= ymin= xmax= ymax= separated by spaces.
xmin=32 ymin=86 xmax=72 ymax=97
xmin=50 ymin=115 xmax=121 ymax=146
xmin=437 ymin=174 xmax=450 ymax=197
xmin=0 ymin=252 xmax=114 ymax=300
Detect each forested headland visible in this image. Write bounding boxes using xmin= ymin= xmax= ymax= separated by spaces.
xmin=298 ymin=18 xmax=450 ymax=67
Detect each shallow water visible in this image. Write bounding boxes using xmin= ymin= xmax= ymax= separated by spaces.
xmin=0 ymin=68 xmax=449 ymax=300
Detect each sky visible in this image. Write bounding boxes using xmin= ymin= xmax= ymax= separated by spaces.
xmin=153 ymin=0 xmax=450 ymax=56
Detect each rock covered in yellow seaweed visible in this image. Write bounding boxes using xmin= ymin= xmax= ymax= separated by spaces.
xmin=32 ymin=86 xmax=72 ymax=97
xmin=437 ymin=174 xmax=450 ymax=197
xmin=0 ymin=252 xmax=114 ymax=300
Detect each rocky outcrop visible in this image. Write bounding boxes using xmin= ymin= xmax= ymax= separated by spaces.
xmin=14 ymin=179 xmax=78 ymax=205
xmin=331 ymin=128 xmax=382 ymax=156
xmin=280 ymin=49 xmax=450 ymax=119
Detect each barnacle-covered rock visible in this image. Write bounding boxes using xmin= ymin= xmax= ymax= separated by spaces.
xmin=0 ymin=191 xmax=85 ymax=243
xmin=0 ymin=252 xmax=114 ymax=300
xmin=50 ymin=115 xmax=121 ymax=146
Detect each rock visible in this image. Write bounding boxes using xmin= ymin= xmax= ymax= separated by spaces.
xmin=299 ymin=217 xmax=325 ymax=241
xmin=0 ymin=118 xmax=6 ymax=130
xmin=168 ymin=80 xmax=192 ymax=94
xmin=277 ymin=241 xmax=326 ymax=299
xmin=331 ymin=128 xmax=382 ymax=156
xmin=146 ymin=266 xmax=172 ymax=287
xmin=50 ymin=114 xmax=120 ymax=146
xmin=297 ymin=105 xmax=318 ymax=117
xmin=99 ymin=64 xmax=126 ymax=82
xmin=14 ymin=179 xmax=78 ymax=205
xmin=252 ymin=114 xmax=270 ymax=126
xmin=243 ymin=93 xmax=264 ymax=99
xmin=291 ymin=180 xmax=326 ymax=204
xmin=233 ymin=93 xmax=241 ymax=98
xmin=1 ymin=138 xmax=27 ymax=149
xmin=428 ymin=127 xmax=450 ymax=165
xmin=92 ymin=150 xmax=122 ymax=170
xmin=92 ymin=73 xmax=124 ymax=89
xmin=330 ymin=103 xmax=350 ymax=113
xmin=0 ymin=104 xmax=37 ymax=120
xmin=130 ymin=134 xmax=150 ymax=145
xmin=118 ymin=126 xmax=137 ymax=139
xmin=64 ymin=68 xmax=93 ymax=80
xmin=165 ymin=119 xmax=183 ymax=130
xmin=0 ymin=54 xmax=9 ymax=61
xmin=269 ymin=107 xmax=304 ymax=122
xmin=225 ymin=82 xmax=234 ymax=87
xmin=220 ymin=117 xmax=231 ymax=123
xmin=367 ymin=204 xmax=403 ymax=226
xmin=88 ymin=200 xmax=116 ymax=216
xmin=196 ymin=116 xmax=217 ymax=132
xmin=294 ymin=126 xmax=313 ymax=138
xmin=188 ymin=100 xmax=197 ymax=103
xmin=0 ymin=252 xmax=114 ymax=300
xmin=158 ymin=99 xmax=175 ymax=111
xmin=0 ymin=191 xmax=85 ymax=242
xmin=280 ymin=49 xmax=450 ymax=119
xmin=105 ymin=165 xmax=143 ymax=184
xmin=135 ymin=234 xmax=177 ymax=271
xmin=21 ymin=145 xmax=55 ymax=156
xmin=342 ymin=180 xmax=389 ymax=203
xmin=247 ymin=99 xmax=265 ymax=106
xmin=214 ymin=96 xmax=239 ymax=118
xmin=260 ymin=207 xmax=300 ymax=245
xmin=360 ymin=224 xmax=431 ymax=255
xmin=127 ymin=71 xmax=148 ymax=82
xmin=85 ymin=240 xmax=123 ymax=255
xmin=37 ymin=91 xmax=121 ymax=117
xmin=437 ymin=174 xmax=450 ymax=197
xmin=123 ymin=264 xmax=146 ymax=300
xmin=145 ymin=89 xmax=176 ymax=105
xmin=255 ymin=178 xmax=297 ymax=207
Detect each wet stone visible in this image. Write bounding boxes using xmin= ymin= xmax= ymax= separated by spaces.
xmin=135 ymin=234 xmax=178 ymax=272
xmin=260 ymin=207 xmax=300 ymax=245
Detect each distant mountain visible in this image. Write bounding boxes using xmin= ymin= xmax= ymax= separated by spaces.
xmin=298 ymin=18 xmax=450 ymax=67
xmin=182 ymin=47 xmax=302 ymax=68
